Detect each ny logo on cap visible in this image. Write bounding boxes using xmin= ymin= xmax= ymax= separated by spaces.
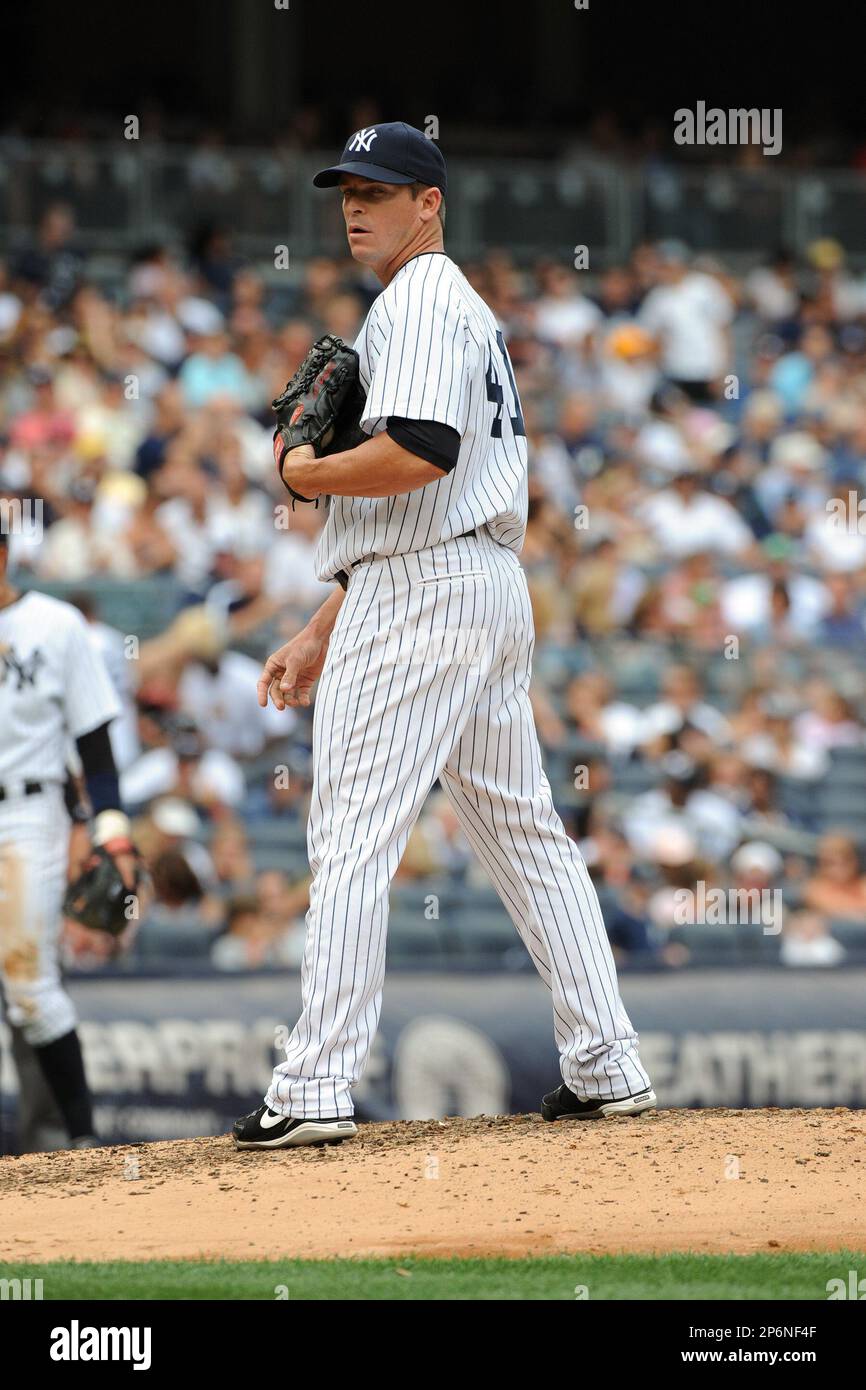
xmin=348 ymin=127 xmax=378 ymax=153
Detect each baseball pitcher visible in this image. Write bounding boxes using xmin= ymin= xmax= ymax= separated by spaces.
xmin=234 ymin=123 xmax=656 ymax=1149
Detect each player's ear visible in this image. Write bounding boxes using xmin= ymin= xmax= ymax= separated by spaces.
xmin=418 ymin=186 xmax=443 ymax=224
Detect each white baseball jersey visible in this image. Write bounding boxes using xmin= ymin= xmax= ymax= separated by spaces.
xmin=0 ymin=592 xmax=121 ymax=785
xmin=315 ymin=252 xmax=529 ymax=582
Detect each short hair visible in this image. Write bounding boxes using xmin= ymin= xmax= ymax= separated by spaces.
xmin=227 ymin=895 xmax=261 ymax=929
xmin=150 ymin=849 xmax=203 ymax=906
xmin=408 ymin=181 xmax=446 ymax=231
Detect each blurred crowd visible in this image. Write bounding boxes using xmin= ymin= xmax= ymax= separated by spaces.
xmin=6 ymin=103 xmax=866 ymax=170
xmin=3 ymin=196 xmax=866 ymax=972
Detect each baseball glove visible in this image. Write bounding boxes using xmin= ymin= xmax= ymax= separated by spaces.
xmin=272 ymin=334 xmax=367 ymax=504
xmin=63 ymin=845 xmax=144 ymax=939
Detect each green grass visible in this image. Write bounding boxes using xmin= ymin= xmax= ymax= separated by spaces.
xmin=2 ymin=1252 xmax=864 ymax=1300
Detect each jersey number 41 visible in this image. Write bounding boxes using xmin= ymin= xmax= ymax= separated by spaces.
xmin=485 ymin=330 xmax=526 ymax=439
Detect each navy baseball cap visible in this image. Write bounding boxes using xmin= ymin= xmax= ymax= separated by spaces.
xmin=313 ymin=121 xmax=447 ymax=196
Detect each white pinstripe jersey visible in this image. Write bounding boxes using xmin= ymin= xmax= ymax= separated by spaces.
xmin=0 ymin=591 xmax=121 ymax=783
xmin=314 ymin=252 xmax=528 ymax=582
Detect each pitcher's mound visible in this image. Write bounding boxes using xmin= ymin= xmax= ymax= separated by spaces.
xmin=1 ymin=1109 xmax=863 ymax=1262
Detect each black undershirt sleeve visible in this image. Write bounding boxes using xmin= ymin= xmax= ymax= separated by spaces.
xmin=386 ymin=416 xmax=461 ymax=474
xmin=75 ymin=721 xmax=121 ymax=815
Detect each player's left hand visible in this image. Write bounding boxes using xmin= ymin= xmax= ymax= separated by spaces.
xmin=280 ymin=444 xmax=319 ymax=499
xmin=272 ymin=334 xmax=366 ymax=504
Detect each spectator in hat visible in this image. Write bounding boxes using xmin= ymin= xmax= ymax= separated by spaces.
xmin=729 ymin=840 xmax=785 ymax=936
xmin=595 ymin=321 xmax=660 ymax=415
xmin=643 ymin=824 xmax=711 ymax=965
xmin=134 ymin=795 xmax=216 ymax=892
xmin=754 ymin=429 xmax=829 ymax=527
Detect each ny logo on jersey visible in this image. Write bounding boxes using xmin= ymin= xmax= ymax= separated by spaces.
xmin=0 ymin=644 xmax=45 ymax=691
xmin=348 ymin=127 xmax=378 ymax=153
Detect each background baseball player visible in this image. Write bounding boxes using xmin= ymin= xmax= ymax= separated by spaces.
xmin=234 ymin=122 xmax=656 ymax=1150
xmin=0 ymin=527 xmax=139 ymax=1149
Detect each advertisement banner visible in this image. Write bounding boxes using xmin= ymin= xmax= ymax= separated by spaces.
xmin=2 ymin=969 xmax=865 ymax=1145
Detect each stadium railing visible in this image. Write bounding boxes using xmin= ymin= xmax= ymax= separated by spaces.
xmin=3 ymin=141 xmax=866 ymax=264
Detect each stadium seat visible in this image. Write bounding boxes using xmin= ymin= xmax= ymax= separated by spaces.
xmin=611 ymin=763 xmax=659 ymax=794
xmin=826 ymin=747 xmax=866 ymax=785
xmin=668 ymin=923 xmax=738 ymax=958
xmin=826 ymin=918 xmax=866 ymax=948
xmin=23 ymin=577 xmax=187 ymax=640
xmin=386 ymin=914 xmax=446 ymax=963
xmin=777 ymin=776 xmax=823 ymax=827
xmin=816 ymin=786 xmax=866 ymax=827
xmin=245 ymin=820 xmax=308 ymax=852
xmin=251 ymin=846 xmax=309 ymax=875
xmin=391 ymin=877 xmax=458 ymax=915
xmin=453 ymin=908 xmax=519 ymax=959
xmin=131 ymin=918 xmax=219 ymax=962
xmin=451 ymin=882 xmax=509 ymax=915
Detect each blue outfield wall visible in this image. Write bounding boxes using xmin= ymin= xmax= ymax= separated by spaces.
xmin=2 ymin=969 xmax=865 ymax=1144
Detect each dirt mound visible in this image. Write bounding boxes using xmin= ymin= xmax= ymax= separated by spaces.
xmin=1 ymin=1109 xmax=863 ymax=1262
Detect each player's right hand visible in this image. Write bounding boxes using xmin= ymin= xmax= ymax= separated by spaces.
xmin=257 ymin=633 xmax=328 ymax=711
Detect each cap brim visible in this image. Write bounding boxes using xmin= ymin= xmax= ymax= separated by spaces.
xmin=312 ymin=162 xmax=416 ymax=188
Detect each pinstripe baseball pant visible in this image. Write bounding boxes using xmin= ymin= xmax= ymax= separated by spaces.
xmin=0 ymin=785 xmax=76 ymax=1047
xmin=267 ymin=527 xmax=652 ymax=1118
